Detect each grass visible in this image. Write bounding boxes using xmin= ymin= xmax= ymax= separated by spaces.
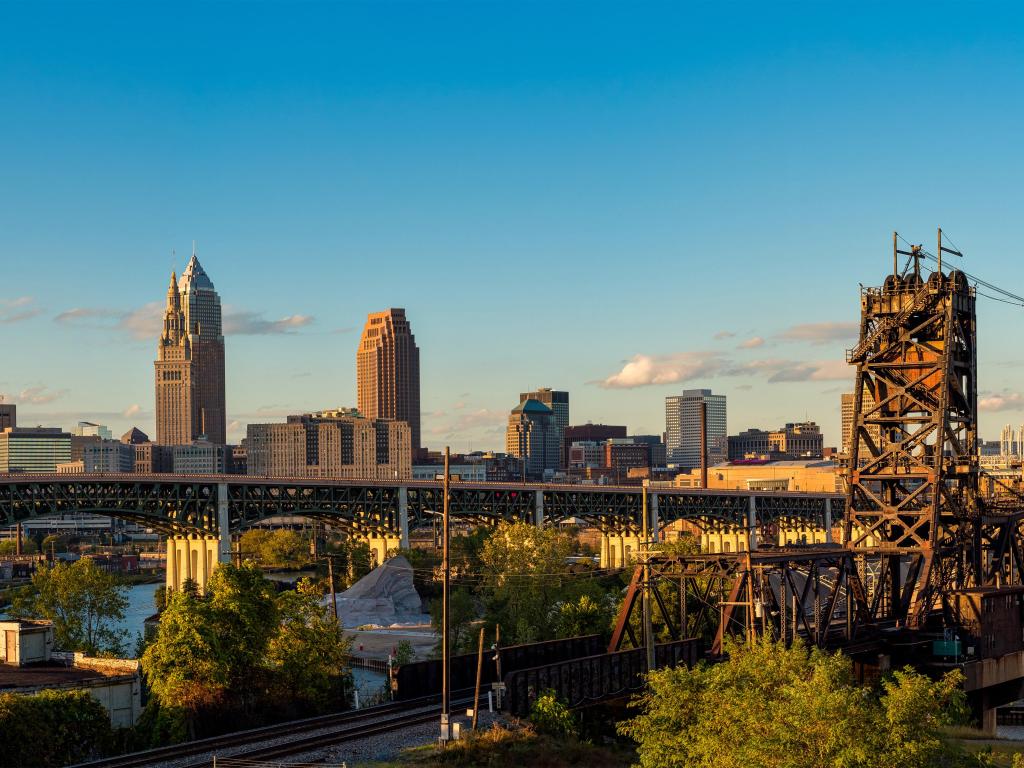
xmin=373 ymin=721 xmax=635 ymax=768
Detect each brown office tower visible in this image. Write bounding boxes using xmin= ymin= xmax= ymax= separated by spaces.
xmin=154 ymin=251 xmax=227 ymax=445
xmin=357 ymin=308 xmax=420 ymax=454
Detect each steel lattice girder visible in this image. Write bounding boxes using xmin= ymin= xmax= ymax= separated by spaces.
xmin=0 ymin=475 xmax=844 ymax=538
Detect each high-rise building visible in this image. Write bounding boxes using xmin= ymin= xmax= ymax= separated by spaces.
xmin=0 ymin=400 xmax=16 ymax=431
xmin=631 ymin=435 xmax=667 ymax=467
xmin=841 ymin=390 xmax=880 ymax=456
xmin=665 ymin=389 xmax=727 ymax=468
xmin=357 ymin=309 xmax=420 ymax=455
xmin=247 ymin=409 xmax=411 ymax=480
xmin=155 ymin=250 xmax=226 ymax=446
xmin=0 ymin=428 xmax=71 ymax=473
xmin=519 ymin=389 xmax=569 ymax=467
xmin=505 ymin=399 xmax=560 ymax=480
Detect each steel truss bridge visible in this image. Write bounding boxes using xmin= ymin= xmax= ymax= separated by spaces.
xmin=0 ymin=473 xmax=843 ymax=538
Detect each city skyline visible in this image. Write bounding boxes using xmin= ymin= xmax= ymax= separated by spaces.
xmin=3 ymin=3 xmax=1024 ymax=449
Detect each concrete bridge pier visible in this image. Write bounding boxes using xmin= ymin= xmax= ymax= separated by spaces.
xmin=166 ymin=534 xmax=222 ymax=593
xmin=599 ymin=531 xmax=641 ymax=569
xmin=165 ymin=482 xmax=233 ymax=594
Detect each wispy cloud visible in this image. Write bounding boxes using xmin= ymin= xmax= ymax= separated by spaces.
xmin=738 ymin=336 xmax=765 ymax=350
xmin=777 ymin=322 xmax=858 ymax=345
xmin=980 ymin=392 xmax=1024 ymax=412
xmin=56 ymin=302 xmax=314 ymax=339
xmin=426 ymin=408 xmax=506 ymax=439
xmin=712 ymin=330 xmax=735 ymax=340
xmin=224 ymin=312 xmax=313 ymax=335
xmin=1 ymin=386 xmax=68 ymax=405
xmin=765 ymin=359 xmax=851 ymax=383
xmin=0 ymin=297 xmax=43 ymax=324
xmin=122 ymin=403 xmax=144 ymax=418
xmin=595 ymin=352 xmax=723 ymax=389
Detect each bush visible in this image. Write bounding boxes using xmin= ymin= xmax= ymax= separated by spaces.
xmin=529 ymin=690 xmax=577 ymax=738
xmin=0 ymin=689 xmax=113 ymax=767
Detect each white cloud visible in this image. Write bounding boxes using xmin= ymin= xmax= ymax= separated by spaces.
xmin=122 ymin=404 xmax=143 ymax=418
xmin=980 ymin=392 xmax=1024 ymax=412
xmin=596 ymin=352 xmax=722 ymax=389
xmin=738 ymin=336 xmax=765 ymax=350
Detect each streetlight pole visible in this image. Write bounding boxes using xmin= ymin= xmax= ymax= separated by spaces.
xmin=440 ymin=446 xmax=451 ymax=743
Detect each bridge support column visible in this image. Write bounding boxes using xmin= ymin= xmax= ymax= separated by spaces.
xmin=534 ymin=491 xmax=544 ymax=527
xmin=218 ymin=483 xmax=232 ymax=564
xmin=824 ymin=498 xmax=833 ymax=544
xmin=398 ymin=487 xmax=410 ymax=549
xmin=366 ymin=533 xmax=403 ymax=568
xmin=748 ymin=496 xmax=758 ymax=552
xmin=600 ymin=533 xmax=612 ymax=569
xmin=165 ymin=534 xmax=220 ymax=594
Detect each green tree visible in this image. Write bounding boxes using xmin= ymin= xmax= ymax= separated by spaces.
xmin=430 ymin=586 xmax=477 ymax=655
xmin=239 ymin=528 xmax=273 ymax=563
xmin=619 ymin=637 xmax=970 ymax=768
xmin=266 ymin=578 xmax=352 ymax=710
xmin=263 ymin=529 xmax=308 ymax=568
xmin=0 ymin=689 xmax=113 ymax=767
xmin=554 ymin=593 xmax=612 ymax=638
xmin=141 ymin=563 xmax=353 ymax=738
xmin=9 ymin=558 xmax=128 ymax=656
xmin=479 ymin=521 xmax=575 ymax=644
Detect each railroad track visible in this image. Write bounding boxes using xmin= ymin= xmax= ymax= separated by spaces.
xmin=75 ymin=693 xmax=476 ymax=768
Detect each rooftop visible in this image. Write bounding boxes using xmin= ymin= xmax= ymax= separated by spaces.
xmin=512 ymin=398 xmax=553 ymax=415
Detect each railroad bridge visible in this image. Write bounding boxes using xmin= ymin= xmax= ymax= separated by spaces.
xmin=0 ymin=473 xmax=841 ymax=589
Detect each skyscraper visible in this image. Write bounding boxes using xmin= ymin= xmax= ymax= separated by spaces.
xmin=505 ymin=399 xmax=559 ymax=479
xmin=519 ymin=388 xmax=569 ymax=467
xmin=357 ymin=308 xmax=420 ymax=454
xmin=665 ymin=389 xmax=727 ymax=468
xmin=155 ymin=250 xmax=226 ymax=445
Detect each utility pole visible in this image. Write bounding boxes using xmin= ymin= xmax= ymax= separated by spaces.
xmin=327 ymin=555 xmax=338 ymax=621
xmin=440 ymin=446 xmax=452 ymax=743
xmin=642 ymin=484 xmax=655 ymax=672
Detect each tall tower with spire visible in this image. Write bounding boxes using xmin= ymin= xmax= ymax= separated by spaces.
xmin=154 ymin=248 xmax=227 ymax=445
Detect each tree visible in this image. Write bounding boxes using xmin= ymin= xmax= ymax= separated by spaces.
xmin=9 ymin=558 xmax=128 ymax=656
xmin=479 ymin=522 xmax=575 ymax=644
xmin=263 ymin=529 xmax=308 ymax=568
xmin=266 ymin=578 xmax=352 ymax=710
xmin=553 ymin=593 xmax=612 ymax=638
xmin=619 ymin=637 xmax=970 ymax=768
xmin=429 ymin=586 xmax=478 ymax=656
xmin=141 ymin=562 xmax=279 ymax=734
xmin=141 ymin=563 xmax=352 ymax=738
xmin=0 ymin=689 xmax=112 ymax=767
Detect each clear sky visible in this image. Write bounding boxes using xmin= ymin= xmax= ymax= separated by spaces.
xmin=2 ymin=1 xmax=1024 ymax=450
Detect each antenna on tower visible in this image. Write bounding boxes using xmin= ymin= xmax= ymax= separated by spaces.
xmin=192 ymin=240 xmax=197 ymax=259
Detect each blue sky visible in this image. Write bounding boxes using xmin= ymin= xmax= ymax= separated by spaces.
xmin=2 ymin=1 xmax=1024 ymax=450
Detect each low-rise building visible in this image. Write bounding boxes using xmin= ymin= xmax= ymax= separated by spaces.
xmin=0 ymin=428 xmax=72 ymax=473
xmin=674 ymin=459 xmax=839 ymax=492
xmin=247 ymin=409 xmax=412 ymax=480
xmin=0 ymin=620 xmax=141 ymax=727
xmin=83 ymin=441 xmax=135 ymax=473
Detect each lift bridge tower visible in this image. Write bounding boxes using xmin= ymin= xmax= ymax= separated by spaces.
xmin=844 ymin=231 xmax=987 ymax=629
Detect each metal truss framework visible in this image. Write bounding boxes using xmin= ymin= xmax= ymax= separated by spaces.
xmin=610 ymin=548 xmax=871 ymax=654
xmin=842 ymin=250 xmax=1015 ymax=628
xmin=0 ymin=474 xmax=843 ymax=538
